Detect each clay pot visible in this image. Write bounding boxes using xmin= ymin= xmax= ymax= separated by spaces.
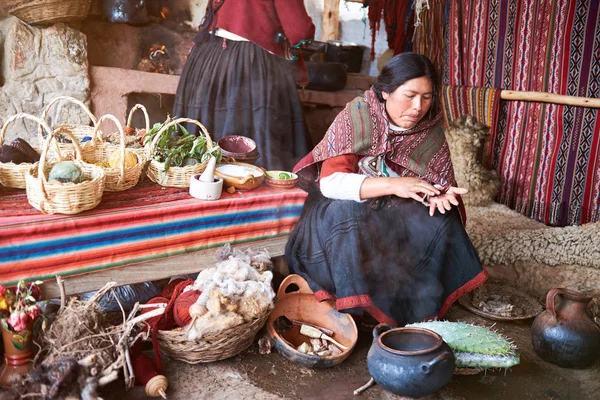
xmin=265 ymin=274 xmax=358 ymax=368
xmin=104 ymin=0 xmax=149 ymax=25
xmin=367 ymin=324 xmax=455 ymax=398
xmin=305 ymin=62 xmax=347 ymax=91
xmin=1 ymin=324 xmax=34 ymax=388
xmin=531 ymin=288 xmax=600 ymax=368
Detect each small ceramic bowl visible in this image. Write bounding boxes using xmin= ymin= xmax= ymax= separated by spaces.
xmin=217 ymin=135 xmax=258 ymax=159
xmin=265 ymin=170 xmax=298 ymax=190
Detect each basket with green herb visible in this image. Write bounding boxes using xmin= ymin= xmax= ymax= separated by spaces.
xmin=145 ymin=117 xmax=222 ymax=188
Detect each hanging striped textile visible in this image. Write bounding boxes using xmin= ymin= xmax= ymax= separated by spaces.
xmin=413 ymin=0 xmax=446 ymax=73
xmin=445 ymin=0 xmax=600 ymax=226
xmin=440 ymin=85 xmax=502 ymax=128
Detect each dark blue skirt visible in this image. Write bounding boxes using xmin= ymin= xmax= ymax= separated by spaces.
xmin=285 ymin=192 xmax=487 ymax=326
xmin=173 ymin=35 xmax=310 ymax=171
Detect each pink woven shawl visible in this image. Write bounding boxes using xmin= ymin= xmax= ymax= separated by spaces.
xmin=294 ymin=88 xmax=456 ymax=189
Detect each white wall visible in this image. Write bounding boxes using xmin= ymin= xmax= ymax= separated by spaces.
xmin=177 ymin=0 xmax=389 ymax=76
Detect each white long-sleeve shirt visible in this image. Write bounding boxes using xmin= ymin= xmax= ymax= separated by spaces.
xmin=320 ymin=124 xmax=406 ymax=202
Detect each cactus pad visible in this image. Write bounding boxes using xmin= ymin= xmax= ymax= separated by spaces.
xmin=454 ymin=350 xmax=520 ymax=369
xmin=406 ymin=321 xmax=514 ymax=355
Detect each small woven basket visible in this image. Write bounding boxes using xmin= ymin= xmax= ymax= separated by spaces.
xmin=118 ymin=104 xmax=151 ymax=158
xmin=146 ymin=118 xmax=214 ymax=188
xmin=38 ymin=96 xmax=98 ymax=160
xmin=156 ymin=311 xmax=269 ymax=364
xmin=82 ymin=114 xmax=145 ymax=192
xmin=25 ymin=119 xmax=105 ymax=215
xmin=4 ymin=0 xmax=92 ymax=25
xmin=0 ymin=113 xmax=44 ymax=189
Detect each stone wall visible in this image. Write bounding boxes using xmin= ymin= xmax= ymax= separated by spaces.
xmin=0 ymin=16 xmax=90 ymax=147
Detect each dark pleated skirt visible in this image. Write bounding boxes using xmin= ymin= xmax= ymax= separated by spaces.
xmin=285 ymin=192 xmax=487 ymax=326
xmin=173 ymin=35 xmax=310 ymax=171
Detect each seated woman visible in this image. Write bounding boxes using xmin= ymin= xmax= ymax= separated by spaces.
xmin=285 ymin=53 xmax=488 ymax=326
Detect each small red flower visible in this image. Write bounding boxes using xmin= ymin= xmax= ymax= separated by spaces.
xmin=9 ymin=311 xmax=30 ymax=332
xmin=27 ymin=306 xmax=42 ymax=321
xmin=28 ymin=283 xmax=43 ymax=302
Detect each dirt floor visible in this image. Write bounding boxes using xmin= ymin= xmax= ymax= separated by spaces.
xmin=102 ymin=305 xmax=600 ymax=400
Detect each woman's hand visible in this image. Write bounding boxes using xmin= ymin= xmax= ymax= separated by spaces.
xmin=359 ymin=176 xmax=441 ymax=201
xmin=428 ymin=186 xmax=468 ymax=216
xmin=391 ymin=177 xmax=441 ymax=203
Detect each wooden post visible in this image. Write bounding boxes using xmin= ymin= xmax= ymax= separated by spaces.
xmin=322 ymin=0 xmax=341 ymax=41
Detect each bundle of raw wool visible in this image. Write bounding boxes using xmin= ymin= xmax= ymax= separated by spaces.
xmin=184 ymin=247 xmax=275 ymax=340
xmin=444 ymin=115 xmax=500 ymax=206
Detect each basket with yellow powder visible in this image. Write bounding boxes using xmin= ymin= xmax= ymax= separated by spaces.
xmin=81 ymin=114 xmax=145 ymax=192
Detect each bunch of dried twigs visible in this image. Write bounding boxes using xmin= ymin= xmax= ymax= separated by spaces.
xmin=37 ymin=278 xmax=165 ymax=389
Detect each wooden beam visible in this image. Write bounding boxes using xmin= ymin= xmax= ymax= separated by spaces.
xmin=322 ymin=0 xmax=341 ymax=41
xmin=501 ymin=90 xmax=600 ymax=108
xmin=41 ymin=236 xmax=289 ymax=299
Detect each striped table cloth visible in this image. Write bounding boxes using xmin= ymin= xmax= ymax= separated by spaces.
xmin=0 ymin=182 xmax=308 ymax=286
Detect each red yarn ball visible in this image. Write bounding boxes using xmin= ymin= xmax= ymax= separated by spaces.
xmin=143 ymin=296 xmax=175 ymax=331
xmin=173 ymin=290 xmax=201 ymax=327
xmin=161 ymin=279 xmax=186 ymax=299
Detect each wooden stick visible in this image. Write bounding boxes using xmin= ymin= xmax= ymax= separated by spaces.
xmin=500 ymin=90 xmax=600 ymax=108
xmin=56 ymin=275 xmax=66 ymax=309
xmin=354 ymin=377 xmax=375 ymax=395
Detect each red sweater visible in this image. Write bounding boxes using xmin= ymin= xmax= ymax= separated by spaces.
xmin=214 ymin=0 xmax=315 ymax=58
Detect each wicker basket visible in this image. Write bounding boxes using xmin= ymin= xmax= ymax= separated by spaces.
xmin=156 ymin=311 xmax=269 ymax=364
xmin=5 ymin=0 xmax=92 ymax=25
xmin=25 ymin=122 xmax=105 ymax=215
xmin=146 ymin=118 xmax=215 ymax=188
xmin=81 ymin=114 xmax=145 ymax=192
xmin=122 ymin=104 xmax=150 ymax=158
xmin=38 ymin=96 xmax=98 ymax=160
xmin=0 ymin=113 xmax=45 ymax=189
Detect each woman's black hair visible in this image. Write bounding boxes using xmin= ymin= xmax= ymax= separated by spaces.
xmin=194 ymin=0 xmax=227 ymax=44
xmin=372 ymin=52 xmax=440 ymax=118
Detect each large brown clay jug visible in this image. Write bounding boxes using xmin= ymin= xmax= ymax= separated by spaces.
xmin=531 ymin=288 xmax=600 ymax=368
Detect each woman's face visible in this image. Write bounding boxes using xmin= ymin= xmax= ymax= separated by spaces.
xmin=382 ymin=76 xmax=433 ymax=129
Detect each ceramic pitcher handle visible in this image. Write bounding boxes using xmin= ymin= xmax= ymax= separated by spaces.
xmin=421 ymin=352 xmax=454 ymax=375
xmin=372 ymin=323 xmax=393 ymax=340
xmin=276 ymin=274 xmax=314 ymax=299
xmin=546 ymin=288 xmax=562 ymax=319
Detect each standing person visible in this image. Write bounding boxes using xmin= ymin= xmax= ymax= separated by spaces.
xmin=173 ymin=0 xmax=315 ymax=171
xmin=285 ymin=53 xmax=487 ymax=327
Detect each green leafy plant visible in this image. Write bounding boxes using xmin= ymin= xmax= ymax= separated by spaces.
xmin=144 ymin=119 xmax=222 ymax=172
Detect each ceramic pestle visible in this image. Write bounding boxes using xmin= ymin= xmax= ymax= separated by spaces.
xmin=199 ymin=156 xmax=217 ymax=182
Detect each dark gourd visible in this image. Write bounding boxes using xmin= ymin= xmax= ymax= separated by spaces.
xmin=9 ymin=138 xmax=40 ymax=163
xmin=0 ymin=145 xmax=30 ymax=164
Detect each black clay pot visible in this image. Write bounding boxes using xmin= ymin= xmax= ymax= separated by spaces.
xmin=367 ymin=324 xmax=455 ymax=398
xmin=531 ymin=288 xmax=600 ymax=368
xmin=104 ymin=0 xmax=149 ymax=25
xmin=305 ymin=62 xmax=347 ymax=92
xmin=325 ymin=41 xmax=365 ymax=73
